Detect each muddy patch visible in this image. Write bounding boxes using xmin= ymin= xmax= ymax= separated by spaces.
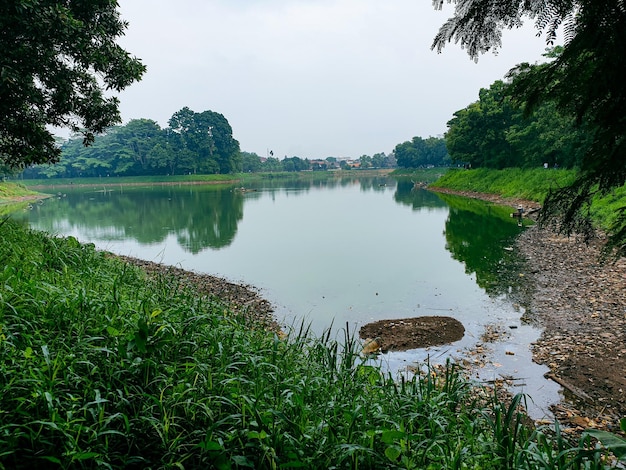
xmin=359 ymin=316 xmax=465 ymax=351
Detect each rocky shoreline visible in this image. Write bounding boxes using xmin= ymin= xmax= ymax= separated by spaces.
xmin=430 ymin=187 xmax=625 ymax=434
xmin=116 ymin=255 xmax=281 ymax=333
xmin=516 ymin=227 xmax=626 ymax=434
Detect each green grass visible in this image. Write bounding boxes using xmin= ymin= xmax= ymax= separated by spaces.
xmin=430 ymin=168 xmax=579 ymax=202
xmin=15 ymin=174 xmax=241 ymax=188
xmin=391 ymin=167 xmax=448 ymax=184
xmin=14 ymin=169 xmax=394 ymax=189
xmin=1 ymin=219 xmax=623 ymax=469
xmin=430 ymin=168 xmax=626 ymax=234
xmin=0 ymin=182 xmax=46 ymax=202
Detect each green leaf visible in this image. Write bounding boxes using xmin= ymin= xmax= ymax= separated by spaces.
xmin=231 ymin=455 xmax=254 ymax=467
xmin=72 ymin=452 xmax=99 ymax=461
xmin=381 ymin=430 xmax=405 ymax=444
xmin=280 ymin=461 xmax=308 ymax=468
xmin=584 ymin=430 xmax=626 ymax=460
xmin=106 ymin=326 xmax=120 ymax=336
xmin=385 ymin=445 xmax=402 ymax=461
xmin=198 ymin=440 xmax=223 ymax=451
xmin=247 ymin=430 xmax=268 ymax=440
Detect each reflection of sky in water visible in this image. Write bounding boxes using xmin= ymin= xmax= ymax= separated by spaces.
xmin=22 ymin=182 xmax=561 ymax=419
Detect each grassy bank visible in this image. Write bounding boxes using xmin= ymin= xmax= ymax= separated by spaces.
xmin=15 ymin=174 xmax=241 ymax=188
xmin=14 ymin=169 xmax=395 ymax=189
xmin=1 ymin=220 xmax=623 ymax=468
xmin=0 ymin=182 xmax=46 ymax=202
xmin=0 ymin=182 xmax=50 ymax=216
xmin=391 ymin=167 xmax=447 ymax=184
xmin=429 ymin=168 xmax=578 ymax=202
xmin=430 ymin=168 xmax=626 ymax=233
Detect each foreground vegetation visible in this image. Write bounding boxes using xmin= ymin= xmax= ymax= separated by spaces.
xmin=1 ymin=219 xmax=625 ymax=468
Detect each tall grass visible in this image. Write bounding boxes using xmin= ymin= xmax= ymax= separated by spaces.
xmin=1 ymin=219 xmax=622 ymax=469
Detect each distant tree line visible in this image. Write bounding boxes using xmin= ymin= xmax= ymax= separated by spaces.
xmin=21 ymin=108 xmax=399 ymax=178
xmin=239 ymin=152 xmax=396 ymax=173
xmin=23 ymin=107 xmax=241 ymax=178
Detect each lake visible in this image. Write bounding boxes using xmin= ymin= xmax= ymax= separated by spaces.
xmin=16 ymin=175 xmax=561 ymax=417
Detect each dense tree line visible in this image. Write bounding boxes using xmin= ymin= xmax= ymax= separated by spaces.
xmin=22 ymin=134 xmax=397 ymax=178
xmin=23 ymin=108 xmax=241 ymax=178
xmin=239 ymin=152 xmax=395 ymax=173
xmin=444 ymin=53 xmax=592 ymax=170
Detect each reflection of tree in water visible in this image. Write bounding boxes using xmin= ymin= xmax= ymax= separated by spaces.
xmin=175 ymin=189 xmax=243 ymax=253
xmin=28 ymin=186 xmax=244 ymax=252
xmin=439 ymin=194 xmax=526 ymax=298
xmin=251 ymin=175 xmax=396 ymax=198
xmin=393 ymin=179 xmax=448 ymax=210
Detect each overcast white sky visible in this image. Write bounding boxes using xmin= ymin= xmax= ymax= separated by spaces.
xmin=114 ymin=0 xmax=549 ymax=159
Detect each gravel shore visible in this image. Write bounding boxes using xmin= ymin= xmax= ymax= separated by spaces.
xmin=116 ymin=255 xmax=281 ymax=333
xmin=516 ymin=226 xmax=626 ymax=434
xmin=430 ymin=187 xmax=625 ymax=433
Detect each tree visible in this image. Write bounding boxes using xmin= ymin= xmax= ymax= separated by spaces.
xmin=371 ymin=153 xmax=386 ymax=168
xmin=445 ymin=61 xmax=591 ymax=170
xmin=446 ymin=81 xmax=521 ymax=169
xmin=394 ymin=136 xmax=449 ymax=168
xmin=241 ymin=151 xmax=262 ymax=172
xmin=433 ymin=0 xmax=626 ymax=256
xmin=109 ymin=119 xmax=163 ymax=175
xmin=0 ymin=1 xmax=145 ymax=168
xmin=168 ymin=107 xmax=240 ymax=174
xmin=359 ymin=155 xmax=373 ymax=169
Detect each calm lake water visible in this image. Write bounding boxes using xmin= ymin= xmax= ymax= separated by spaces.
xmin=17 ymin=175 xmax=561 ymax=417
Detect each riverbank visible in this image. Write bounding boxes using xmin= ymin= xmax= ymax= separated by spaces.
xmin=430 ymin=186 xmax=626 ymax=435
xmin=114 ymin=255 xmax=281 ymax=333
xmin=0 ymin=181 xmax=51 ymax=204
xmin=119 ymin=189 xmax=625 ymax=436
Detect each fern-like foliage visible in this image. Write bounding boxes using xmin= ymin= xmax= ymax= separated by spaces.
xmin=431 ymin=0 xmax=579 ymax=57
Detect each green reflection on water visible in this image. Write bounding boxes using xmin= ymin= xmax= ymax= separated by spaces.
xmin=438 ymin=192 xmax=530 ymax=298
xmin=17 ymin=176 xmax=528 ymax=305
